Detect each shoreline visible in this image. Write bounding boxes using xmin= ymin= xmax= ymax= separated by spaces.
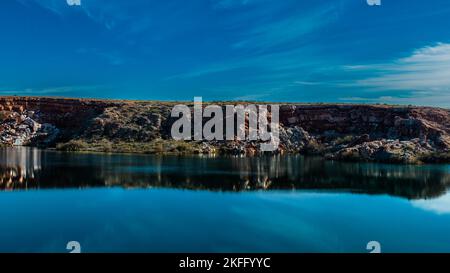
xmin=1 ymin=145 xmax=449 ymax=168
xmin=0 ymin=96 xmax=448 ymax=164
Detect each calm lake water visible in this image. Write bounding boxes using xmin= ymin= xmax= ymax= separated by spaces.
xmin=0 ymin=147 xmax=449 ymax=253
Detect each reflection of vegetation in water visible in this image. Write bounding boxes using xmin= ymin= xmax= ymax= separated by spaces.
xmin=0 ymin=147 xmax=449 ymax=199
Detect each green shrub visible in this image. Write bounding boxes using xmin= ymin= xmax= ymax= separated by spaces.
xmin=334 ymin=135 xmax=354 ymax=145
xmin=56 ymin=140 xmax=89 ymax=151
xmin=419 ymin=151 xmax=450 ymax=163
xmin=303 ymin=140 xmax=325 ymax=155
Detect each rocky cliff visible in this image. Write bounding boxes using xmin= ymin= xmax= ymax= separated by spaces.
xmin=0 ymin=96 xmax=448 ymax=164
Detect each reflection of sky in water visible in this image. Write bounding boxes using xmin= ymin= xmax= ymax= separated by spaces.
xmin=413 ymin=193 xmax=450 ymax=214
xmin=0 ymin=147 xmax=449 ymax=252
xmin=1 ymin=189 xmax=450 ymax=253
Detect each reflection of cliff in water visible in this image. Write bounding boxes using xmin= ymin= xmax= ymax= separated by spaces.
xmin=0 ymin=147 xmax=449 ymax=199
xmin=0 ymin=147 xmax=41 ymax=190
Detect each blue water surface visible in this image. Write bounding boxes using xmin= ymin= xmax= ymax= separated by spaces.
xmin=0 ymin=147 xmax=449 ymax=253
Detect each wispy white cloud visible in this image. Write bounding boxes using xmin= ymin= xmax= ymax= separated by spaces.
xmin=295 ymin=43 xmax=450 ymax=107
xmin=233 ymin=93 xmax=270 ymax=101
xmin=335 ymin=43 xmax=450 ymax=107
xmin=165 ymin=1 xmax=341 ymax=92
xmin=348 ymin=43 xmax=450 ymax=93
xmin=339 ymin=93 xmax=450 ymax=108
xmin=231 ymin=5 xmax=337 ymax=51
xmin=0 ymin=85 xmax=105 ymax=96
xmin=17 ymin=0 xmax=134 ymax=30
xmin=165 ymin=45 xmax=322 ymax=82
xmin=76 ymin=48 xmax=126 ymax=66
xmin=294 ymin=81 xmax=327 ymax=86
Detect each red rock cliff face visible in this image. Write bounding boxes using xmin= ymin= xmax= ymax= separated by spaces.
xmin=0 ymin=96 xmax=448 ymax=163
xmin=0 ymin=97 xmax=119 ymax=128
xmin=279 ymin=104 xmax=450 ymax=148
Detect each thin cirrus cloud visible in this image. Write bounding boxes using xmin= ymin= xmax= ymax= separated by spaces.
xmin=0 ymin=85 xmax=106 ymax=96
xmin=230 ymin=6 xmax=337 ymax=51
xmin=337 ymin=43 xmax=450 ymax=107
xmin=6 ymin=1 xmax=450 ymax=106
xmin=350 ymin=43 xmax=450 ymax=92
xmin=17 ymin=0 xmax=143 ymax=30
xmin=166 ymin=3 xmax=339 ymax=79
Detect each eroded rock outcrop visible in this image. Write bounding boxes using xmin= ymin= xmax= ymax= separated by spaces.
xmin=0 ymin=110 xmax=58 ymax=146
xmin=0 ymin=96 xmax=448 ymax=164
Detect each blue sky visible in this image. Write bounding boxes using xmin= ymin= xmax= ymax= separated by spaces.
xmin=1 ymin=0 xmax=450 ymax=107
